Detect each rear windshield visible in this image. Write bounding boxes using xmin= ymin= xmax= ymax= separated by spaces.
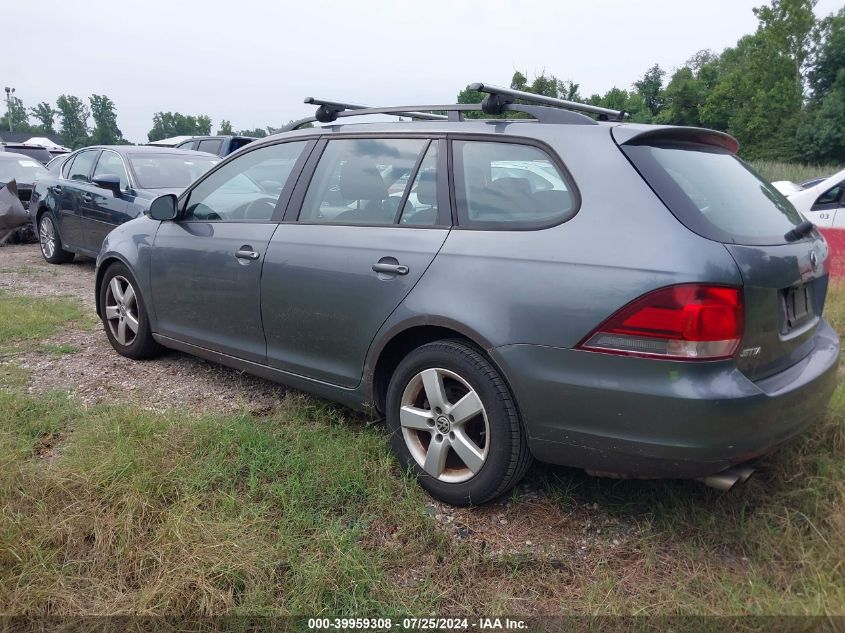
xmin=4 ymin=146 xmax=51 ymax=164
xmin=0 ymin=157 xmax=49 ymax=184
xmin=128 ymin=153 xmax=219 ymax=189
xmin=622 ymin=142 xmax=803 ymax=245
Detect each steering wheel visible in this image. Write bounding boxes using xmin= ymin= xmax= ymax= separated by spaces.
xmin=243 ymin=197 xmax=278 ymax=220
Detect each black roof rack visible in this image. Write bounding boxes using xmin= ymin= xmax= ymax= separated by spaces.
xmin=281 ymin=82 xmax=628 ymax=131
xmin=470 ymin=82 xmax=629 ymax=122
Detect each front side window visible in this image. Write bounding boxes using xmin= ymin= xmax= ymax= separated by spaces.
xmin=182 ymin=141 xmax=308 ymax=221
xmin=454 ymin=141 xmax=575 ymax=227
xmin=93 ymin=151 xmax=129 ymax=189
xmin=176 ymin=141 xmax=196 ymax=151
xmin=67 ymin=150 xmax=99 ymax=182
xmin=128 ymin=153 xmax=219 ymax=189
xmin=298 ymin=138 xmax=428 ymax=225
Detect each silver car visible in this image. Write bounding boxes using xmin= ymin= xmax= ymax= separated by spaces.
xmin=94 ymin=87 xmax=839 ymax=505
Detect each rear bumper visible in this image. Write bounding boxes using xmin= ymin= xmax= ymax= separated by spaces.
xmin=492 ymin=320 xmax=840 ymax=478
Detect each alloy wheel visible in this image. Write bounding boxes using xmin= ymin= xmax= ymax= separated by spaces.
xmin=39 ymin=216 xmax=55 ymax=259
xmin=399 ymin=367 xmax=490 ymax=483
xmin=104 ymin=275 xmax=139 ymax=346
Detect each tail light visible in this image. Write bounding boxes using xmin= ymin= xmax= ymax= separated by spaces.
xmin=577 ymin=284 xmax=743 ymax=360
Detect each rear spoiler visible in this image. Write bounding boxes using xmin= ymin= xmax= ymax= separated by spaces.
xmin=611 ymin=125 xmax=739 ymax=155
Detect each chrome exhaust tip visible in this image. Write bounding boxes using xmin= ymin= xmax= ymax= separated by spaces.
xmin=697 ymin=465 xmax=755 ymax=491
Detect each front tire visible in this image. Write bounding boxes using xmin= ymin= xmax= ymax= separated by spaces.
xmin=386 ymin=340 xmax=532 ymax=506
xmin=37 ymin=212 xmax=74 ymax=264
xmin=100 ymin=263 xmax=162 ymax=359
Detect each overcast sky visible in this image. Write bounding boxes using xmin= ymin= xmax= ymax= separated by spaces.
xmin=5 ymin=0 xmax=842 ymax=143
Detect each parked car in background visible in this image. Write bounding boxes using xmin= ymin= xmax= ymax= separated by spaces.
xmin=0 ymin=152 xmax=49 ymax=243
xmin=0 ymin=152 xmax=49 ymax=211
xmin=773 ymin=168 xmax=845 ymax=228
xmin=174 ymin=135 xmax=257 ymax=157
xmin=773 ymin=168 xmax=845 ymax=276
xmin=30 ymin=146 xmax=218 ymax=263
xmin=93 ymin=87 xmax=839 ymax=505
xmin=0 ymin=142 xmax=52 ymax=165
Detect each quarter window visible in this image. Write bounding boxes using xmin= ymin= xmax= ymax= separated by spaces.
xmin=815 ymin=183 xmax=844 ymax=207
xmin=93 ymin=151 xmax=129 ymax=189
xmin=67 ymin=150 xmax=99 ymax=182
xmin=454 ymin=141 xmax=575 ymax=227
xmin=298 ymin=138 xmax=428 ymax=225
xmin=182 ymin=141 xmax=308 ymax=222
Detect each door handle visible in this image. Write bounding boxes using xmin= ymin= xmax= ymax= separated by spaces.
xmin=235 ymin=248 xmax=260 ymax=261
xmin=53 ymin=185 xmax=62 ymax=194
xmin=82 ymin=193 xmax=93 ymax=203
xmin=372 ymin=262 xmax=409 ymax=275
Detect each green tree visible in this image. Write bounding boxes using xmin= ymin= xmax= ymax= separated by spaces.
xmin=236 ymin=127 xmax=268 ymax=138
xmin=0 ymin=96 xmax=31 ymax=132
xmin=658 ymin=50 xmax=721 ymax=126
xmin=795 ymin=7 xmax=845 ymax=163
xmin=29 ymin=102 xmax=58 ymax=135
xmin=89 ymin=94 xmax=123 ymax=145
xmin=633 ymin=64 xmax=666 ymax=118
xmin=217 ymin=119 xmax=234 ymax=135
xmin=56 ymin=95 xmax=90 ymax=149
xmin=147 ymin=112 xmax=212 ymax=141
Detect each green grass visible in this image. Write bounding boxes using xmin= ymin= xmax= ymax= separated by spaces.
xmin=0 ymin=291 xmax=89 ymax=355
xmin=0 ymin=288 xmax=843 ymax=616
xmin=36 ymin=343 xmax=80 ymax=356
xmin=748 ymin=160 xmax=837 ymax=185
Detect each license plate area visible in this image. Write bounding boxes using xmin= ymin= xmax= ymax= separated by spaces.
xmin=781 ymin=283 xmax=814 ymax=333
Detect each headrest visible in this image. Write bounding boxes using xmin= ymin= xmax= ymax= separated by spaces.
xmin=416 ymin=169 xmax=437 ymax=206
xmin=339 ymin=158 xmax=388 ymax=201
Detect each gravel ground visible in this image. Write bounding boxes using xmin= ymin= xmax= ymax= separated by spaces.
xmin=0 ymin=244 xmax=287 ymax=414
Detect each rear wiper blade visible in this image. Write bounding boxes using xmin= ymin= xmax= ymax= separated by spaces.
xmin=784 ymin=220 xmax=815 ymax=242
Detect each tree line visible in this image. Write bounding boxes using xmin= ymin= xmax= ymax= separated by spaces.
xmin=1 ymin=94 xmax=126 ymax=148
xmin=457 ymin=0 xmax=844 ymax=164
xmin=1 ymin=95 xmax=280 ymax=148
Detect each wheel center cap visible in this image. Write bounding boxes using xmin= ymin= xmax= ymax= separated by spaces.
xmin=435 ymin=415 xmax=451 ymax=434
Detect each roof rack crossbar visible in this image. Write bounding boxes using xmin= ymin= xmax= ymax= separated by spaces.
xmin=280 ymin=99 xmax=602 ymax=132
xmin=304 ymin=97 xmax=448 ymax=123
xmin=469 ymin=82 xmax=629 ymax=121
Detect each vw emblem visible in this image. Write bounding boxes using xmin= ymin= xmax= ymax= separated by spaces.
xmin=810 ymin=251 xmax=819 ymax=271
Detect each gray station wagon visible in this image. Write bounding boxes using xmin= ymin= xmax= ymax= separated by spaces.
xmin=94 ymin=84 xmax=839 ymax=505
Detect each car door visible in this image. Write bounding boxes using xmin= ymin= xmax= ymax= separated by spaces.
xmin=83 ymin=149 xmax=135 ymax=253
xmin=262 ymin=137 xmax=451 ymax=387
xmin=54 ymin=149 xmax=100 ymax=251
xmin=150 ymin=139 xmax=313 ymax=363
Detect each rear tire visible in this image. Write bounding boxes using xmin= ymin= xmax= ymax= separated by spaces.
xmin=37 ymin=212 xmax=74 ymax=264
xmin=386 ymin=339 xmax=532 ymax=506
xmin=100 ymin=263 xmax=162 ymax=360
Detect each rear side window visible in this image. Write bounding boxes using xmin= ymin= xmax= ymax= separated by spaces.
xmin=623 ymin=143 xmax=803 ymax=245
xmin=454 ymin=141 xmax=575 ymax=228
xmin=298 ymin=138 xmax=428 ymax=225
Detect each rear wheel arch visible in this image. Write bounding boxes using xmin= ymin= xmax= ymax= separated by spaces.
xmin=369 ymin=322 xmax=513 ymax=415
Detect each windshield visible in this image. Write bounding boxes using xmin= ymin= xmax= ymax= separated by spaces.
xmin=0 ymin=157 xmax=49 ymax=184
xmin=623 ymin=143 xmax=803 ymax=245
xmin=128 ymin=154 xmax=219 ymax=189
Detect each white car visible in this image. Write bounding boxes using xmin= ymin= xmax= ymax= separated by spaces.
xmin=773 ymin=168 xmax=845 ymax=228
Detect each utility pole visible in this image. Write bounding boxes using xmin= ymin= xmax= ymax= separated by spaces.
xmin=4 ymin=86 xmax=15 ymax=132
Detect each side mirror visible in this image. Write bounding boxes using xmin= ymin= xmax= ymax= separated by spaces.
xmin=92 ymin=174 xmax=122 ymax=196
xmin=149 ymin=194 xmax=178 ymax=221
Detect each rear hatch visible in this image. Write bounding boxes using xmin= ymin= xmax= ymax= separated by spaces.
xmin=615 ymin=126 xmax=829 ymax=381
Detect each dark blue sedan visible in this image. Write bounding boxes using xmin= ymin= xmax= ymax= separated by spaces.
xmin=30 ymin=145 xmax=219 ymax=263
